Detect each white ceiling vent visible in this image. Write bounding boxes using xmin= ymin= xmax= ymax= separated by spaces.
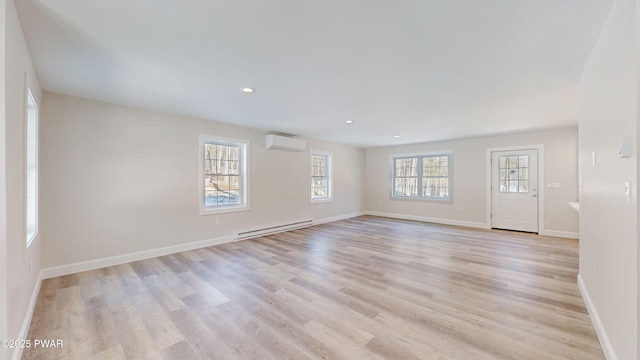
xmin=266 ymin=134 xmax=306 ymax=152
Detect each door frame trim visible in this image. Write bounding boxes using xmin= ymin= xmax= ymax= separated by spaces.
xmin=485 ymin=144 xmax=544 ymax=233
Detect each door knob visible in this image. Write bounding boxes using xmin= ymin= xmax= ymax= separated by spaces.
xmin=532 ymin=194 xmax=537 ymax=197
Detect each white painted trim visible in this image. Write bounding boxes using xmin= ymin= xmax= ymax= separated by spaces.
xmin=234 ymin=212 xmax=366 ymax=241
xmin=234 ymin=220 xmax=314 ymax=241
xmin=366 ymin=210 xmax=575 ymax=239
xmin=538 ymin=146 xmax=545 ymax=234
xmin=485 ymin=150 xmax=491 ymax=229
xmin=538 ymin=229 xmax=579 ymax=239
xmin=577 ymin=274 xmax=618 ymax=360
xmin=366 ymin=211 xmax=490 ymax=229
xmin=389 ymin=150 xmax=454 ymax=203
xmin=388 ymin=149 xmax=454 ymax=158
xmin=41 ymin=235 xmax=235 ymax=279
xmin=18 ymin=211 xmax=365 ymax=359
xmin=40 ymin=212 xmax=366 ymax=279
xmin=12 ymin=270 xmax=43 ymax=360
xmin=199 ymin=134 xmax=251 ymax=216
xmin=16 ymin=210 xmax=575 ymax=360
xmin=314 ymin=211 xmax=366 ymax=225
xmin=309 ymin=149 xmax=334 ymax=204
xmin=24 ymin=78 xmax=39 ymax=256
xmin=485 ymin=144 xmax=544 ymax=233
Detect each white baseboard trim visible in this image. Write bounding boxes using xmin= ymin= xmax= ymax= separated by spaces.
xmin=539 ymin=229 xmax=579 ymax=239
xmin=365 ymin=211 xmax=579 ymax=239
xmin=237 ymin=212 xmax=366 ymax=240
xmin=41 ymin=235 xmax=235 ymax=279
xmin=577 ymin=274 xmax=617 ymax=360
xmin=14 ymin=211 xmax=585 ymax=360
xmin=12 ymin=271 xmax=43 ymax=360
xmin=314 ymin=211 xmax=367 ymax=225
xmin=40 ymin=211 xmax=366 ymax=280
xmin=366 ymin=211 xmax=490 ymax=229
xmin=18 ymin=211 xmax=364 ymax=360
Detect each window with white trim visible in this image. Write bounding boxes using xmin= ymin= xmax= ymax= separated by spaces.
xmin=26 ymin=88 xmax=38 ymax=247
xmin=392 ymin=152 xmax=451 ymax=201
xmin=310 ymin=150 xmax=332 ymax=202
xmin=200 ymin=135 xmax=249 ymax=214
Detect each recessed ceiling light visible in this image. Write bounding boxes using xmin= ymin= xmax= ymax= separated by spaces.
xmin=345 ymin=120 xmax=353 ymax=124
xmin=242 ymin=87 xmax=255 ymax=93
xmin=393 ymin=135 xmax=400 ymax=138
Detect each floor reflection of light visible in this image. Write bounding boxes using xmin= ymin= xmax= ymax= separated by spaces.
xmin=303 ymin=233 xmax=333 ymax=267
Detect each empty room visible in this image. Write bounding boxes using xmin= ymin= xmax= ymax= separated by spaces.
xmin=1 ymin=0 xmax=638 ymax=359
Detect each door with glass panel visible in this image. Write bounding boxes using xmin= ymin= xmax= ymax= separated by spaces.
xmin=491 ymin=149 xmax=538 ymax=232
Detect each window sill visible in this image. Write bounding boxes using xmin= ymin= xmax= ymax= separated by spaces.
xmin=310 ymin=198 xmax=334 ymax=204
xmin=390 ymin=196 xmax=452 ymax=204
xmin=200 ymin=205 xmax=250 ymax=216
xmin=26 ymin=232 xmax=37 ymax=247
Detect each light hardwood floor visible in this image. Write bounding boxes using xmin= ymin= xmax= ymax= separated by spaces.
xmin=23 ymin=216 xmax=603 ymax=359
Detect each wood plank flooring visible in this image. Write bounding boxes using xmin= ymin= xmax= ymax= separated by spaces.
xmin=23 ymin=216 xmax=604 ymax=359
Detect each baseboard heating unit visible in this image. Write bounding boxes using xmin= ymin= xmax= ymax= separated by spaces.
xmin=233 ymin=219 xmax=314 ymax=241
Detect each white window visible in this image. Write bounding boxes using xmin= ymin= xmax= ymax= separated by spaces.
xmin=199 ymin=135 xmax=249 ymax=215
xmin=498 ymin=155 xmax=529 ymax=193
xmin=310 ymin=150 xmax=332 ymax=203
xmin=392 ymin=152 xmax=452 ymax=201
xmin=26 ymin=89 xmax=38 ymax=247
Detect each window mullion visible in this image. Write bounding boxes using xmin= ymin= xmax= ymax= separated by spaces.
xmin=417 ymin=156 xmax=424 ymax=198
xmin=200 ymin=135 xmax=249 ymax=214
xmin=310 ymin=152 xmax=332 ymax=202
xmin=392 ymin=153 xmax=451 ymax=201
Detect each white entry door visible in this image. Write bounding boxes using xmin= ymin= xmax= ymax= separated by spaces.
xmin=491 ymin=149 xmax=539 ymax=233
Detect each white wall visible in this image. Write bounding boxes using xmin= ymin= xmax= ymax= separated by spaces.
xmin=40 ymin=92 xmax=365 ymax=268
xmin=578 ymin=0 xmax=638 ymax=358
xmin=366 ymin=127 xmax=579 ymax=236
xmin=3 ymin=0 xmax=42 ymax=359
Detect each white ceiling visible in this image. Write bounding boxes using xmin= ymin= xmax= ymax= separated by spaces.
xmin=16 ymin=0 xmax=613 ymax=147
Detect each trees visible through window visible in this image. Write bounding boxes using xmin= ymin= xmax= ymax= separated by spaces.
xmin=394 ymin=157 xmax=419 ymax=197
xmin=204 ymin=142 xmax=241 ymax=206
xmin=422 ymin=156 xmax=449 ymax=198
xmin=310 ymin=151 xmax=332 ymax=202
xmin=200 ymin=135 xmax=249 ymax=214
xmin=392 ymin=153 xmax=451 ymax=201
xmin=499 ymin=155 xmax=529 ymax=193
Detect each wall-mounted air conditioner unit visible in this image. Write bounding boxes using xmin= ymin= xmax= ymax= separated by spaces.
xmin=265 ymin=134 xmax=306 ymax=152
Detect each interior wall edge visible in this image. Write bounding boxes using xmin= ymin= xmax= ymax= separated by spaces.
xmin=578 ymin=274 xmax=619 ymax=360
xmin=10 ymin=270 xmax=42 ymax=360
